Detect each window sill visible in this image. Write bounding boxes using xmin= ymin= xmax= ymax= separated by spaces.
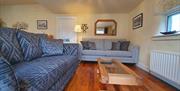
xmin=152 ymin=33 xmax=180 ymax=41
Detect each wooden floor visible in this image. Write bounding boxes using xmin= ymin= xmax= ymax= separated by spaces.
xmin=64 ymin=62 xmax=178 ymax=91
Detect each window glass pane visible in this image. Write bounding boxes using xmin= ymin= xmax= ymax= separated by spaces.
xmin=168 ymin=13 xmax=180 ymax=32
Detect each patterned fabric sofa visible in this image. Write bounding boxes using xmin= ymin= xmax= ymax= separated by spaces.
xmin=80 ymin=38 xmax=139 ymax=63
xmin=0 ymin=28 xmax=80 ymax=91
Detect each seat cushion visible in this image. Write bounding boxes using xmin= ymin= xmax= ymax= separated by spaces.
xmin=82 ymin=50 xmax=107 ymax=56
xmin=82 ymin=50 xmax=132 ymax=57
xmin=104 ymin=51 xmax=132 ymax=57
xmin=40 ymin=38 xmax=64 ymax=56
xmin=0 ymin=55 xmax=19 ymax=91
xmin=0 ymin=28 xmax=23 ymax=65
xmin=13 ymin=55 xmax=78 ymax=91
xmin=17 ymin=31 xmax=46 ymax=61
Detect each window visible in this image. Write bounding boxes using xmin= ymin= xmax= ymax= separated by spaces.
xmin=167 ymin=13 xmax=180 ymax=32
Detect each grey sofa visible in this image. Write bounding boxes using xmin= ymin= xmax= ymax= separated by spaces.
xmin=0 ymin=28 xmax=80 ymax=91
xmin=80 ymin=38 xmax=139 ymax=63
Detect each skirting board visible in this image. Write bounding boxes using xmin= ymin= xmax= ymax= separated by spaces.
xmin=150 ymin=71 xmax=180 ymax=90
xmin=136 ymin=63 xmax=149 ymax=72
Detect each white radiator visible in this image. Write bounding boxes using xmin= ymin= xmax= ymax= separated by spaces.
xmin=150 ymin=50 xmax=180 ymax=89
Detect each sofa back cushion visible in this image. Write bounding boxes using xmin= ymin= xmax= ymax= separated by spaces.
xmin=82 ymin=38 xmax=127 ymax=50
xmin=0 ymin=54 xmax=19 ymax=91
xmin=40 ymin=38 xmax=64 ymax=56
xmin=104 ymin=39 xmax=123 ymax=50
xmin=111 ymin=42 xmax=121 ymax=50
xmin=0 ymin=28 xmax=23 ymax=65
xmin=83 ymin=38 xmax=104 ymax=50
xmin=17 ymin=31 xmax=47 ymax=61
xmin=119 ymin=41 xmax=130 ymax=51
xmin=80 ymin=41 xmax=89 ymax=50
xmin=88 ymin=42 xmax=96 ymax=50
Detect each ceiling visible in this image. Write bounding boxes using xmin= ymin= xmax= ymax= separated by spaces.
xmin=0 ymin=0 xmax=37 ymax=5
xmin=0 ymin=0 xmax=143 ymax=14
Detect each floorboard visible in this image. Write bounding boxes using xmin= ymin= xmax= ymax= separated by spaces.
xmin=64 ymin=62 xmax=178 ymax=91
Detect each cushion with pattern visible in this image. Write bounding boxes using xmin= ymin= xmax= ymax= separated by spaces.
xmin=0 ymin=28 xmax=23 ymax=65
xmin=119 ymin=41 xmax=130 ymax=51
xmin=80 ymin=41 xmax=89 ymax=50
xmin=17 ymin=31 xmax=45 ymax=61
xmin=88 ymin=42 xmax=96 ymax=50
xmin=0 ymin=54 xmax=19 ymax=91
xmin=111 ymin=42 xmax=121 ymax=50
xmin=40 ymin=38 xmax=64 ymax=56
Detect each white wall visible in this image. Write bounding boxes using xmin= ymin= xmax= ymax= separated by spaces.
xmin=129 ymin=0 xmax=180 ymax=70
xmin=75 ymin=14 xmax=130 ymax=41
xmin=0 ymin=4 xmax=130 ymax=41
xmin=0 ymin=5 xmax=57 ymax=35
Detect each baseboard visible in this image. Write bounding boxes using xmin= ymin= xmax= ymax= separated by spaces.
xmin=136 ymin=63 xmax=149 ymax=72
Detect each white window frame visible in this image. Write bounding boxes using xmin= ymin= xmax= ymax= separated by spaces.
xmin=165 ymin=6 xmax=180 ymax=33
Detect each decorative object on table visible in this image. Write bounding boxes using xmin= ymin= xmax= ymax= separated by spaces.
xmin=37 ymin=20 xmax=48 ymax=30
xmin=0 ymin=18 xmax=6 ymax=28
xmin=160 ymin=30 xmax=177 ymax=35
xmin=132 ymin=13 xmax=143 ymax=29
xmin=81 ymin=24 xmax=88 ymax=33
xmin=12 ymin=22 xmax=28 ymax=30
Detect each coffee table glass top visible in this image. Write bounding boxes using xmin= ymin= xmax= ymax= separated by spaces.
xmin=100 ymin=61 xmax=128 ymax=74
xmin=97 ymin=58 xmax=143 ymax=85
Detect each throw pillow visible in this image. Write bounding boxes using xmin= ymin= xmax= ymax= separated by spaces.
xmin=0 ymin=28 xmax=23 ymax=65
xmin=40 ymin=38 xmax=64 ymax=56
xmin=0 ymin=54 xmax=19 ymax=91
xmin=119 ymin=41 xmax=130 ymax=51
xmin=111 ymin=42 xmax=121 ymax=50
xmin=17 ymin=31 xmax=44 ymax=61
xmin=88 ymin=42 xmax=96 ymax=50
xmin=80 ymin=41 xmax=89 ymax=50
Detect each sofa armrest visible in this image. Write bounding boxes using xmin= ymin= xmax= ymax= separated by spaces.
xmin=129 ymin=44 xmax=140 ymax=63
xmin=0 ymin=56 xmax=19 ymax=91
xmin=63 ymin=43 xmax=80 ymax=56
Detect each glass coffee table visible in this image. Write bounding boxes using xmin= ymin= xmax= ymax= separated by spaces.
xmin=97 ymin=58 xmax=142 ymax=86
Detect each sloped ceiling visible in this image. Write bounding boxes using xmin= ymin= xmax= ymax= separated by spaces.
xmin=0 ymin=0 xmax=143 ymax=14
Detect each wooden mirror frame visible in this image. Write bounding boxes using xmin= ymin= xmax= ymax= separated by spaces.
xmin=95 ymin=19 xmax=117 ymax=36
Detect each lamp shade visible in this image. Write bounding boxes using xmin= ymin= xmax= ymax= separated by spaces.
xmin=74 ymin=25 xmax=81 ymax=32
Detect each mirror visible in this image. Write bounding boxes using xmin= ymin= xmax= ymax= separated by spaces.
xmin=95 ymin=19 xmax=117 ymax=36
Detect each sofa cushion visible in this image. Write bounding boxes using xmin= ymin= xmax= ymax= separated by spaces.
xmin=80 ymin=41 xmax=96 ymax=50
xmin=0 ymin=28 xmax=23 ymax=65
xmin=104 ymin=51 xmax=132 ymax=57
xmin=88 ymin=42 xmax=96 ymax=50
xmin=119 ymin=41 xmax=130 ymax=51
xmin=17 ymin=31 xmax=46 ymax=61
xmin=13 ymin=55 xmax=78 ymax=91
xmin=0 ymin=55 xmax=19 ymax=91
xmin=84 ymin=39 xmax=104 ymax=50
xmin=80 ymin=41 xmax=89 ymax=50
xmin=82 ymin=50 xmax=132 ymax=57
xmin=111 ymin=42 xmax=121 ymax=50
xmin=104 ymin=39 xmax=122 ymax=50
xmin=40 ymin=38 xmax=63 ymax=56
